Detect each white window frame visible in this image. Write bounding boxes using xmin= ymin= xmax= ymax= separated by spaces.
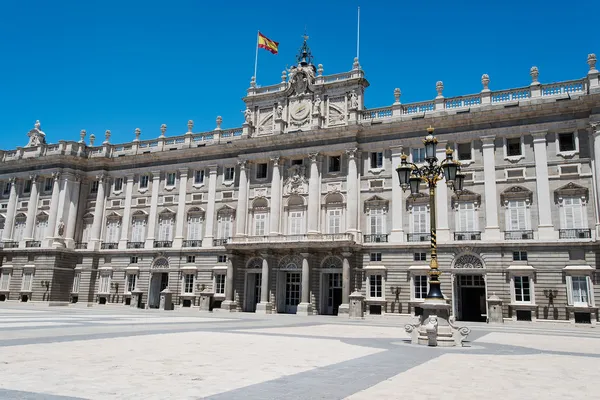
xmin=34 ymin=216 xmax=48 ymax=242
xmin=368 ymin=207 xmax=385 ymax=235
xmin=165 ymin=172 xmax=176 ymax=188
xmin=503 ymin=136 xmax=525 ymax=162
xmin=213 ymin=272 xmax=226 ymax=296
xmin=288 ymin=210 xmax=304 ymax=235
xmin=139 ymin=175 xmax=149 ymax=191
xmin=113 ymin=177 xmax=123 ymax=193
xmin=454 ymin=142 xmax=474 ymax=166
xmin=183 ymin=273 xmax=195 ymax=294
xmin=408 ymin=265 xmax=430 ymax=302
xmin=13 ymin=216 xmax=27 ymax=242
xmin=327 ymin=208 xmax=343 ymax=234
xmin=157 ymin=215 xmax=174 ymax=241
xmin=21 ymin=268 xmax=34 ymax=292
xmin=217 ymin=214 xmax=233 ymax=239
xmin=369 ymin=151 xmax=384 ymax=171
xmin=253 ymin=212 xmax=267 ymax=236
xmin=455 ymin=201 xmax=477 ymax=232
xmin=0 ymin=268 xmax=12 ymax=291
xmin=186 ymin=214 xmax=203 ymax=241
xmin=505 ymin=199 xmax=530 ymax=231
xmin=193 ymin=169 xmax=205 ymax=186
xmin=564 ymin=266 xmax=595 ymax=308
xmin=104 ymin=218 xmax=121 ymax=243
xmin=126 ymin=273 xmax=137 ymax=294
xmin=555 ymin=130 xmax=579 ymax=158
xmin=411 ymin=148 xmax=426 ymax=164
xmin=559 ymin=196 xmax=587 ymax=230
xmin=367 ymin=273 xmax=384 ymax=300
xmin=130 ymin=216 xmax=147 ymax=242
xmin=224 ymin=166 xmax=235 ymax=182
xmin=98 ymin=271 xmax=112 ymax=294
xmin=72 ymin=270 xmax=81 ymax=294
xmin=411 ymin=204 xmax=430 ymax=234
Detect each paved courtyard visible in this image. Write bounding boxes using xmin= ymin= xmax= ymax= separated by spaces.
xmin=0 ymin=305 xmax=598 ymax=400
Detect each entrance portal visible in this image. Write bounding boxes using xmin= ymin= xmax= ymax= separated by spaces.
xmin=148 ymin=272 xmax=169 ymax=308
xmin=284 ymin=272 xmax=301 ymax=314
xmin=455 ymin=274 xmax=486 ymax=322
xmin=245 ymin=272 xmax=262 ymax=312
xmin=322 ymin=273 xmax=343 ymax=315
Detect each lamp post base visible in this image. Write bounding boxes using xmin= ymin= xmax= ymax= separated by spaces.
xmin=405 ymin=299 xmax=470 ymax=347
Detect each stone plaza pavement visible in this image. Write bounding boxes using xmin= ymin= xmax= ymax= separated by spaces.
xmin=0 ymin=305 xmax=599 ymax=400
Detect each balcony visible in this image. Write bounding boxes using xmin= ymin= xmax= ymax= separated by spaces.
xmin=407 ymin=233 xmax=431 ymax=242
xmin=183 ymin=240 xmax=202 ymax=247
xmin=229 ymin=233 xmax=354 ymax=244
xmin=101 ymin=242 xmax=118 ymax=250
xmin=213 ymin=238 xmax=231 ymax=246
xmin=154 ymin=241 xmax=173 ymax=248
xmin=559 ymin=229 xmax=592 ymax=239
xmin=363 ymin=234 xmax=389 ymax=243
xmin=127 ymin=241 xmax=144 ymax=249
xmin=74 ymin=242 xmax=88 ymax=249
xmin=454 ymin=231 xmax=481 ymax=241
xmin=25 ymin=241 xmax=41 ymax=248
xmin=504 ymin=230 xmax=534 ymax=240
xmin=1 ymin=241 xmax=19 ymax=249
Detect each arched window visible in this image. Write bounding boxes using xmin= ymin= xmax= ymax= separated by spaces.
xmin=217 ymin=206 xmax=235 ymax=239
xmin=104 ymin=212 xmax=121 ymax=244
xmin=34 ymin=212 xmax=49 ymax=242
xmin=186 ymin=207 xmax=205 ymax=241
xmin=130 ymin=211 xmax=147 ymax=243
xmin=158 ymin=209 xmax=175 ymax=242
xmin=501 ymin=186 xmax=533 ymax=238
xmin=251 ymin=198 xmax=269 ymax=236
xmin=286 ymin=195 xmax=306 ymax=235
xmin=324 ymin=193 xmax=345 ymax=234
xmin=80 ymin=213 xmax=94 ymax=244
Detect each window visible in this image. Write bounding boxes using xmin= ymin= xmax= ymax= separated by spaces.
xmin=513 ymin=251 xmax=528 ymax=261
xmin=369 ymin=274 xmax=383 ymax=298
xmin=514 ymin=276 xmax=531 ymax=302
xmin=72 ymin=272 xmax=81 ymax=293
xmin=369 ymin=208 xmax=384 ymax=235
xmin=114 ymin=178 xmax=123 ymax=192
xmin=224 ymin=167 xmax=235 ymax=181
xmin=558 ymin=133 xmax=576 ymax=152
xmin=256 ymin=163 xmax=268 ymax=179
xmin=81 ymin=219 xmax=93 ymax=244
xmin=126 ymin=274 xmax=137 ymax=293
xmin=218 ymin=214 xmax=233 ymax=239
xmin=21 ymin=271 xmax=33 ymax=292
xmin=90 ymin=180 xmax=99 ymax=194
xmin=562 ymin=197 xmax=585 ymax=229
xmin=370 ymin=252 xmax=382 ymax=262
xmin=414 ymin=275 xmax=428 ymax=299
xmin=570 ymin=276 xmax=589 ymax=306
xmin=194 ymin=169 xmax=205 ymax=184
xmin=412 ymin=205 xmax=429 ymax=233
xmin=104 ymin=219 xmax=120 ymax=243
xmin=131 ymin=217 xmax=146 ymax=242
xmin=217 ymin=255 xmax=227 ymax=263
xmin=289 ymin=211 xmax=304 ymax=235
xmin=34 ymin=217 xmax=48 ymax=241
xmin=99 ymin=273 xmax=111 ymax=294
xmin=0 ymin=270 xmax=11 ymax=291
xmin=214 ymin=273 xmax=226 ymax=294
xmin=166 ymin=172 xmax=176 ymax=187
xmin=506 ymin=200 xmax=528 ymax=230
xmin=13 ymin=217 xmax=26 ymax=242
xmin=184 ymin=274 xmax=195 ymax=294
xmin=456 ymin=202 xmax=476 ymax=231
xmin=412 ymin=148 xmax=425 ymax=163
xmin=414 ymin=252 xmax=427 ymax=261
xmin=44 ymin=178 xmax=53 ymax=192
xmin=187 ymin=215 xmax=203 ymax=240
xmin=328 ymin=156 xmax=341 ymax=173
xmin=139 ymin=175 xmax=149 ymax=189
xmin=328 ymin=209 xmax=342 ymax=234
xmin=506 ymin=138 xmax=522 ymax=157
xmin=187 ymin=255 xmax=196 ymax=263
xmin=370 ymin=152 xmax=383 ymax=169
xmin=3 ymin=182 xmax=11 ymax=195
xmin=130 ymin=256 xmax=139 ymax=264
xmin=24 ymin=180 xmax=32 ymax=194
xmin=158 ymin=216 xmax=174 ymax=241
xmin=292 ymin=159 xmax=303 ymax=166
xmin=254 ymin=213 xmax=267 ymax=236
xmin=457 ymin=143 xmax=472 ymax=161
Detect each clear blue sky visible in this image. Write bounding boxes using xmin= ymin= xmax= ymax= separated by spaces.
xmin=0 ymin=0 xmax=596 ymax=149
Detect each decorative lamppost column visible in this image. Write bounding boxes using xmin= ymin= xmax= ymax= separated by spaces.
xmin=397 ymin=127 xmax=471 ymax=347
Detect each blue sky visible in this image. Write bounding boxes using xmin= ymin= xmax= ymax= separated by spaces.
xmin=0 ymin=0 xmax=596 ymax=149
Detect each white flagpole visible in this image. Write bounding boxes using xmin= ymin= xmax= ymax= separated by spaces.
xmin=356 ymin=6 xmax=360 ymax=61
xmin=254 ymin=31 xmax=260 ymax=83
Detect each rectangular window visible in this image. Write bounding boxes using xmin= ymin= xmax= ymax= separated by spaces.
xmin=80 ymin=220 xmax=92 ymax=244
xmin=256 ymin=163 xmax=268 ymax=179
xmin=414 ymin=275 xmax=428 ymax=299
xmin=514 ymin=276 xmax=531 ymax=302
xmin=127 ymin=274 xmax=137 ymax=293
xmin=218 ymin=215 xmax=232 ymax=239
xmin=254 ymin=213 xmax=267 ymax=236
xmin=187 ymin=215 xmax=203 ymax=240
xmin=370 ymin=252 xmax=382 ymax=262
xmin=24 ymin=180 xmax=32 ymax=194
xmin=187 ymin=255 xmax=196 ymax=263
xmin=166 ymin=172 xmax=176 ymax=187
xmin=328 ymin=209 xmax=342 ymax=234
xmin=224 ymin=167 xmax=235 ymax=181
xmin=457 ymin=202 xmax=476 ymax=231
xmin=457 ymin=143 xmax=472 ymax=161
xmin=131 ymin=218 xmax=146 ymax=242
xmin=139 ymin=175 xmax=149 ymax=189
xmin=292 ymin=159 xmax=303 ymax=166
xmin=571 ymin=276 xmax=589 ymax=306
xmin=90 ymin=180 xmax=99 ymax=194
xmin=328 ymin=156 xmax=341 ymax=173
xmin=104 ymin=220 xmax=120 ymax=243
xmin=289 ymin=211 xmax=304 ymax=235
xmin=215 ymin=274 xmax=226 ymax=294
xmin=194 ymin=169 xmax=205 ymax=184
xmin=412 ymin=205 xmax=429 ymax=233
xmin=184 ymin=274 xmax=195 ymax=294
xmin=158 ymin=217 xmax=174 ymax=241
xmin=34 ymin=218 xmax=48 ymax=241
xmin=3 ymin=182 xmax=11 ymax=195
xmin=369 ymin=208 xmax=384 ymax=235
xmin=558 ymin=133 xmax=576 ymax=152
xmin=71 ymin=272 xmax=81 ymax=293
xmin=414 ymin=252 xmax=427 ymax=261
xmin=114 ymin=178 xmax=123 ymax=192
xmin=0 ymin=270 xmax=11 ymax=291
xmin=412 ymin=148 xmax=425 ymax=163
xmin=130 ymin=256 xmax=139 ymax=264
xmin=44 ymin=177 xmax=53 ymax=192
xmin=99 ymin=273 xmax=111 ymax=294
xmin=562 ymin=197 xmax=584 ymax=229
xmin=507 ymin=200 xmax=527 ymax=231
xmin=370 ymin=152 xmax=383 ymax=169
xmin=513 ymin=251 xmax=528 ymax=261
xmin=506 ymin=138 xmax=522 ymax=156
xmin=217 ymin=255 xmax=227 ymax=263
xmin=369 ymin=275 xmax=383 ymax=298
xmin=21 ymin=271 xmax=33 ymax=292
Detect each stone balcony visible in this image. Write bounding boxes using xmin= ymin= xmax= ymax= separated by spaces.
xmin=559 ymin=229 xmax=592 ymax=239
xmin=126 ymin=241 xmax=144 ymax=249
xmin=453 ymin=231 xmax=482 ymax=241
xmin=182 ymin=240 xmax=202 ymax=248
xmin=504 ymin=230 xmax=534 ymax=240
xmin=227 ymin=233 xmax=355 ymax=250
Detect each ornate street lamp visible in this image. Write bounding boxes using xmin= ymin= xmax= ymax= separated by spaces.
xmin=396 ymin=126 xmax=463 ymax=300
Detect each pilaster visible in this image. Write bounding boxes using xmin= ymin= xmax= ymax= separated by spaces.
xmin=118 ymin=174 xmax=135 ymax=249
xmin=590 ymin=123 xmax=600 ymax=237
xmin=296 ymin=253 xmax=313 ymax=316
xmin=255 ymin=253 xmax=272 ymax=314
xmin=220 ymin=256 xmax=237 ymax=311
xmin=22 ymin=174 xmax=40 ymax=247
xmin=89 ymin=173 xmax=107 ymax=250
xmin=337 ymin=252 xmax=352 ymax=316
xmin=64 ymin=175 xmax=81 ymax=248
xmin=202 ymin=165 xmax=218 ymax=247
xmin=144 ymin=171 xmax=161 ymax=249
xmin=307 ymin=152 xmax=320 ymax=234
xmin=2 ymin=178 xmax=18 ymax=242
xmin=173 ymin=168 xmax=188 ymax=248
xmin=481 ymin=136 xmax=502 ymax=240
xmin=390 ymin=147 xmax=405 ymax=243
xmin=435 ymin=144 xmax=450 ymax=243
xmin=269 ymin=157 xmax=282 ymax=236
xmin=234 ymin=161 xmax=249 ymax=237
xmin=44 ymin=172 xmax=62 ymax=247
xmin=532 ymin=130 xmax=557 ymax=240
xmin=345 ymin=148 xmax=359 ymax=240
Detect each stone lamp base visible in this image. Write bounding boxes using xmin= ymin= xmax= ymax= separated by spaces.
xmin=405 ymin=299 xmax=471 ymax=347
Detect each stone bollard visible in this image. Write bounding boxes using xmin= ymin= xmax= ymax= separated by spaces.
xmin=487 ymin=293 xmax=504 ymax=324
xmin=349 ymin=291 xmax=365 ymax=318
xmin=159 ymin=288 xmax=173 ymax=311
xmin=199 ymin=289 xmax=214 ymax=312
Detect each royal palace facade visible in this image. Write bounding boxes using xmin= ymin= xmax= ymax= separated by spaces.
xmin=1 ymin=44 xmax=600 ymax=324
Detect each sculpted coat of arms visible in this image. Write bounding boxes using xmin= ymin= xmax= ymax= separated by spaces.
xmin=283 ymin=164 xmax=308 ymax=195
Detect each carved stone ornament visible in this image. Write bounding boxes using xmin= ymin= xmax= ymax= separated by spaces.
xmin=25 ymin=120 xmax=47 ymax=148
xmin=530 ymin=66 xmax=539 ymax=83
xmin=321 ymin=255 xmax=343 ymax=269
xmin=254 ymin=188 xmax=268 ymax=198
xmin=246 ymin=257 xmax=263 ymax=269
xmin=57 ymin=219 xmax=65 ymax=237
xmin=588 ymin=53 xmax=597 ymax=72
xmin=481 ymin=74 xmax=490 ymax=91
xmin=283 ymin=164 xmax=308 ymax=195
xmin=244 ymin=108 xmax=253 ymax=126
xmin=453 ymin=254 xmax=484 ymax=269
xmin=364 ymin=195 xmax=389 ymax=213
xmin=348 ymin=91 xmax=359 ymax=109
xmin=326 ymin=182 xmax=342 ymax=194
xmin=555 ymin=182 xmax=589 ymax=202
xmin=278 ymin=254 xmax=303 ymax=270
xmin=500 ymin=186 xmax=533 ymax=205
xmin=151 ymin=256 xmax=170 ymax=270
xmin=287 ymin=66 xmax=315 ymax=97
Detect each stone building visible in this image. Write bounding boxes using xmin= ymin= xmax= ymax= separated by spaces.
xmin=1 ymin=41 xmax=599 ymax=324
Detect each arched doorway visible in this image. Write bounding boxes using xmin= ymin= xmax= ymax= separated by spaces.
xmin=148 ymin=257 xmax=170 ymax=308
xmin=452 ymin=253 xmax=486 ymax=322
xmin=320 ymin=256 xmax=343 ymax=315
xmin=244 ymin=257 xmax=263 ymax=312
xmin=277 ymin=255 xmax=303 ymax=314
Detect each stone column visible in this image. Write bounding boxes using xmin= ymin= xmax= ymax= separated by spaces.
xmin=481 ymin=136 xmax=501 ymax=240
xmin=346 ymin=148 xmax=359 ymax=239
xmin=338 ymin=252 xmax=351 ymax=315
xmin=44 ymin=172 xmax=62 ymax=247
xmin=234 ymin=161 xmax=248 ymax=237
xmin=435 ymin=144 xmax=450 ymax=243
xmin=297 ymin=253 xmax=313 ymax=316
xmin=307 ymin=153 xmax=320 ymax=234
xmin=255 ymin=254 xmax=272 ymax=313
xmin=145 ymin=171 xmax=161 ymax=249
xmin=220 ymin=256 xmax=237 ymax=311
xmin=269 ymin=157 xmax=282 ymax=235
xmin=2 ymin=178 xmax=18 ymax=242
xmin=532 ymin=130 xmax=556 ymax=239
xmin=591 ymin=123 xmax=600 ymax=236
xmin=22 ymin=175 xmax=40 ymax=246
xmin=65 ymin=175 xmax=81 ymax=248
xmin=390 ymin=147 xmax=404 ymax=242
xmin=118 ymin=174 xmax=135 ymax=249
xmin=173 ymin=168 xmax=188 ymax=248
xmin=202 ymin=165 xmax=218 ymax=247
xmin=89 ymin=174 xmax=107 ymax=250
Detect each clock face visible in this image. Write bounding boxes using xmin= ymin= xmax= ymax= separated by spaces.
xmin=291 ymin=102 xmax=310 ymax=121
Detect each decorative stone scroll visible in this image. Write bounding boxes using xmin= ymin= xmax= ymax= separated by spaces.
xmin=452 ymin=254 xmax=484 ymax=269
xmin=278 ymin=255 xmax=303 ymax=270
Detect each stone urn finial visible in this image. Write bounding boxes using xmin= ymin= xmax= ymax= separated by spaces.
xmin=317 ymin=64 xmax=324 ymax=76
xmin=134 ymin=128 xmax=141 ymax=142
xmin=393 ymin=88 xmax=401 ymax=104
xmin=34 ymin=120 xmax=41 ymax=130
xmin=250 ymin=76 xmax=256 ymax=88
xmin=281 ymin=70 xmax=287 ymax=83
xmin=481 ymin=74 xmax=490 ymax=91
xmin=436 ymin=81 xmax=444 ymax=98
xmin=352 ymin=57 xmax=360 ymax=70
xmin=104 ymin=130 xmax=111 ymax=144
xmin=187 ymin=120 xmax=194 ymax=133
xmin=79 ymin=129 xmax=86 ymax=143
xmin=89 ymin=133 xmax=96 ymax=146
xmin=160 ymin=124 xmax=167 ymax=138
xmin=530 ymin=66 xmax=539 ymax=84
xmin=216 ymin=116 xmax=222 ymax=130
xmin=588 ymin=53 xmax=598 ymax=72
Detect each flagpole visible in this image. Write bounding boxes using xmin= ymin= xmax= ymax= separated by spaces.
xmin=356 ymin=6 xmax=360 ymax=61
xmin=254 ymin=31 xmax=259 ymax=83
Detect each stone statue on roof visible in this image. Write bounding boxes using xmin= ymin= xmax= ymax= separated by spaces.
xmin=25 ymin=120 xmax=47 ymax=148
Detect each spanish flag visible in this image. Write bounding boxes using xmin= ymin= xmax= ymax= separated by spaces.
xmin=258 ymin=32 xmax=279 ymax=55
